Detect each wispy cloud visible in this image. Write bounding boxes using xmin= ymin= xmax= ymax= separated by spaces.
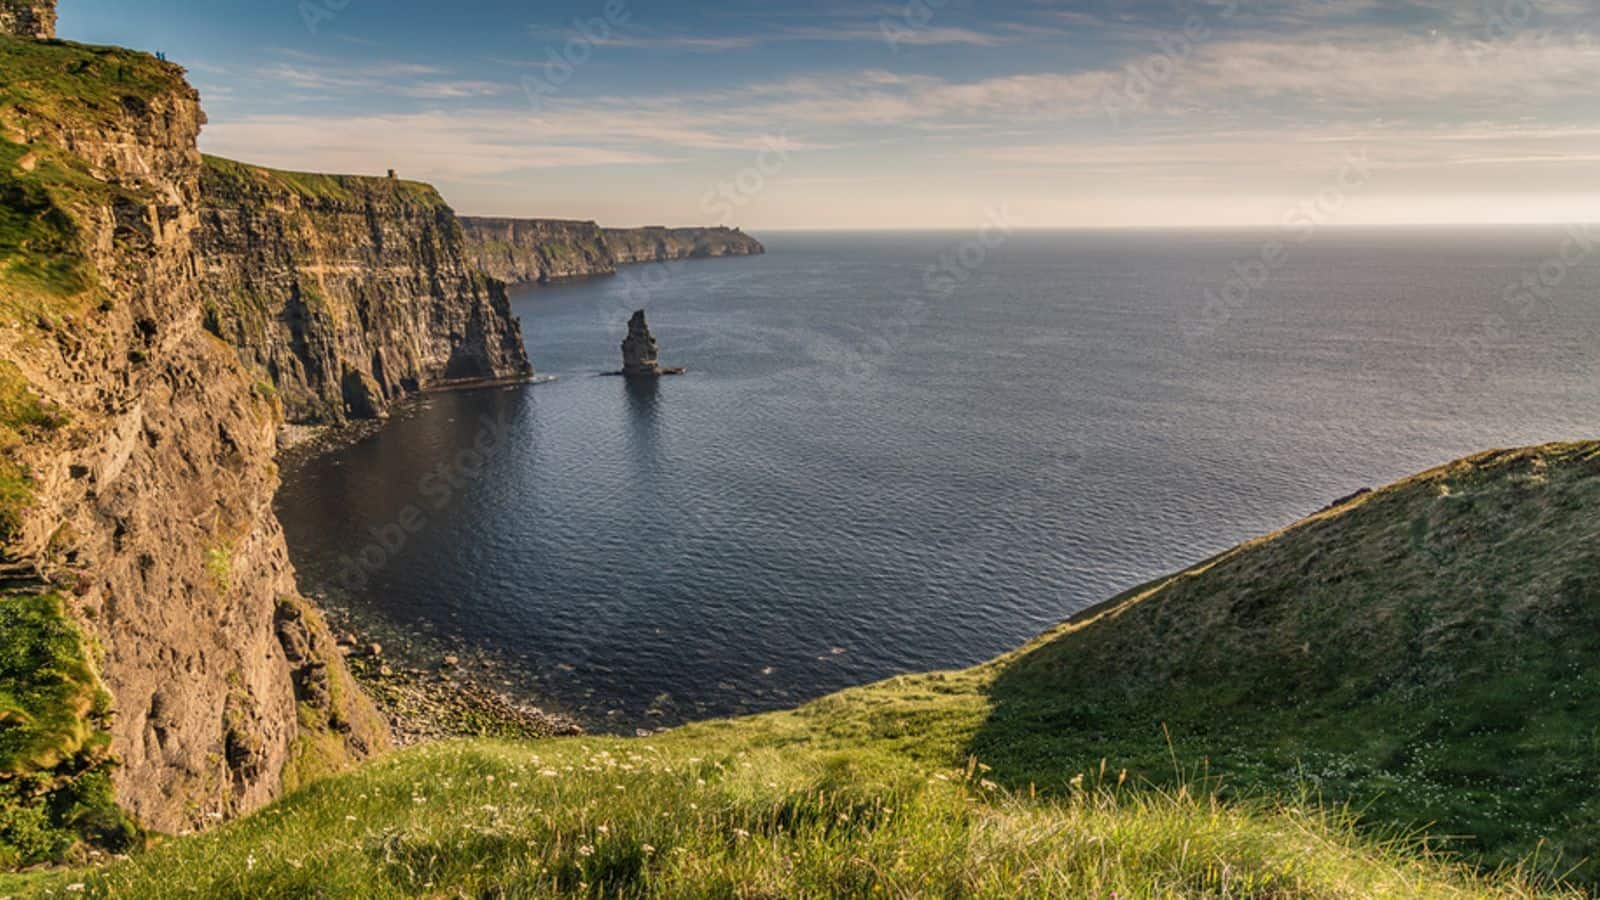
xmin=523 ymin=22 xmax=1009 ymax=53
xmin=202 ymin=112 xmax=681 ymax=179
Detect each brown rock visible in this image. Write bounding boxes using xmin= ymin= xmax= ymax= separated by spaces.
xmin=621 ymin=310 xmax=662 ymax=376
xmin=0 ymin=0 xmax=56 ymax=39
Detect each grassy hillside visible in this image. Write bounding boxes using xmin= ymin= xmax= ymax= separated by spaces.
xmin=4 ymin=440 xmax=1593 ymax=896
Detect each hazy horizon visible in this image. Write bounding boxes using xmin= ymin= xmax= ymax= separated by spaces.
xmin=65 ymin=0 xmax=1600 ymax=230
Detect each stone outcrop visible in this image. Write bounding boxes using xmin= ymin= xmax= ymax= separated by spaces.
xmin=197 ymin=158 xmax=533 ymax=425
xmin=621 ymin=310 xmax=661 ymax=376
xmin=0 ymin=0 xmax=55 ymax=38
xmin=0 ymin=27 xmax=385 ymax=846
xmin=616 ymin=310 xmax=685 ymax=377
xmin=459 ymin=217 xmax=763 ymax=288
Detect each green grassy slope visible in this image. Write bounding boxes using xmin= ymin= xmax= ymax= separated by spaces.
xmin=5 ymin=441 xmax=1594 ymax=896
xmin=0 ymin=739 xmax=1559 ymax=898
xmin=972 ymin=442 xmax=1600 ymax=879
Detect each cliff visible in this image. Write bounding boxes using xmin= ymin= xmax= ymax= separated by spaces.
xmin=0 ymin=29 xmax=385 ymax=858
xmin=602 ymin=225 xmax=764 ymax=266
xmin=457 ymin=217 xmax=615 ymax=285
xmin=459 ymin=217 xmax=764 ymax=287
xmin=197 ymin=159 xmax=533 ymax=425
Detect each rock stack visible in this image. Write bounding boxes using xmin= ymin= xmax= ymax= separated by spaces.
xmin=621 ymin=310 xmax=661 ymax=376
xmin=619 ymin=310 xmax=685 ymax=376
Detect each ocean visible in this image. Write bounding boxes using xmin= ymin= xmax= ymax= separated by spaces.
xmin=276 ymin=227 xmax=1600 ymax=729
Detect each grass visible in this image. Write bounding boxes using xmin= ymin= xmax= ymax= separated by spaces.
xmin=0 ymin=36 xmax=184 ymax=134
xmin=3 ymin=442 xmax=1596 ymax=895
xmin=1 ymin=740 xmax=1559 ymax=898
xmin=0 ymin=34 xmax=187 ymax=316
xmin=200 ymin=155 xmax=445 ymax=208
xmin=0 ymin=594 xmax=135 ymax=869
xmin=203 ymin=544 xmax=233 ymax=593
xmin=968 ymin=442 xmax=1600 ymax=882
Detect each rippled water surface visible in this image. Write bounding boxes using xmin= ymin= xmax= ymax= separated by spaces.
xmin=277 ymin=229 xmax=1600 ymax=728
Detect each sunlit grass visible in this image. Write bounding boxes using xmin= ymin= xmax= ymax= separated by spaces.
xmin=4 ymin=739 xmax=1564 ymax=898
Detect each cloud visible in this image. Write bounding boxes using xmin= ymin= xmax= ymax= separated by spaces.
xmin=523 ymin=22 xmax=1009 ymax=53
xmin=399 ymin=81 xmax=509 ymax=99
xmin=200 ymin=112 xmax=681 ymax=179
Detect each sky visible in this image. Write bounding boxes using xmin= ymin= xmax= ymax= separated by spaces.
xmin=58 ymin=0 xmax=1600 ymax=230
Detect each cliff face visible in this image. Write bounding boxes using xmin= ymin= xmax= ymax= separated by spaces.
xmin=602 ymin=226 xmax=765 ymax=266
xmin=0 ymin=31 xmax=385 ymax=852
xmin=458 ymin=217 xmax=615 ymax=286
xmin=459 ymin=217 xmax=764 ymax=287
xmin=197 ymin=160 xmax=533 ymax=426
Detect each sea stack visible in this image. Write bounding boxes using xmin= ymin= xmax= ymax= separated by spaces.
xmin=621 ymin=310 xmax=661 ymax=376
xmin=618 ymin=310 xmax=685 ymax=376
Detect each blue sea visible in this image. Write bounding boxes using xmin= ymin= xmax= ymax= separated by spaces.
xmin=276 ymin=228 xmax=1600 ymax=729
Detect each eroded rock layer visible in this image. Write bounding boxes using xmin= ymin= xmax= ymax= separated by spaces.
xmin=457 ymin=217 xmax=616 ymax=286
xmin=0 ymin=31 xmax=386 ymax=842
xmin=197 ymin=159 xmax=533 ymax=425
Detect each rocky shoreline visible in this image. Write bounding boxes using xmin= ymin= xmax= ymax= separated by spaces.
xmin=340 ymin=647 xmax=583 ymax=746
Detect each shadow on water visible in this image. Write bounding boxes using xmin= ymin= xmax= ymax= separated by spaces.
xmin=621 ymin=375 xmax=664 ymax=478
xmin=623 ymin=374 xmax=661 ymax=416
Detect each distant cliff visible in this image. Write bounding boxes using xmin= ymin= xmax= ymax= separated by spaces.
xmin=459 ymin=217 xmax=764 ymax=287
xmin=458 ymin=217 xmax=615 ymax=285
xmin=603 ymin=226 xmax=765 ymax=266
xmin=197 ymin=159 xmax=533 ymax=425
